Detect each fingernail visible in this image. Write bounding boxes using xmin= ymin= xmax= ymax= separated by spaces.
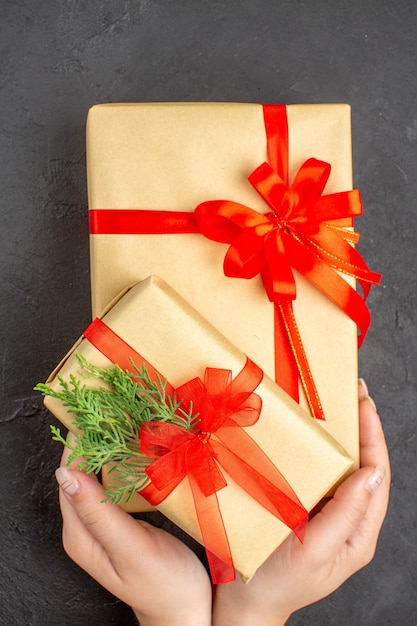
xmin=366 ymin=465 xmax=386 ymax=494
xmin=358 ymin=378 xmax=369 ymax=396
xmin=358 ymin=379 xmax=377 ymax=412
xmin=364 ymin=394 xmax=378 ymax=413
xmin=55 ymin=467 xmax=81 ymax=498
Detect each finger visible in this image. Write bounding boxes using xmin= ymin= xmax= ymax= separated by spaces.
xmin=356 ymin=389 xmax=390 ymax=537
xmin=357 ymin=380 xmax=390 ymax=514
xmin=303 ymin=383 xmax=390 ymax=564
xmin=56 ymin=465 xmax=149 ymax=553
xmin=358 ymin=377 xmax=376 ymax=405
xmin=57 ymin=432 xmax=112 ymax=569
xmin=58 ymin=436 xmax=113 ymax=575
xmin=58 ymin=440 xmax=111 ymax=573
xmin=56 ymin=467 xmax=122 ymax=583
xmin=358 ymin=392 xmax=390 ymax=478
xmin=358 ymin=378 xmax=390 ymax=487
xmin=57 ymin=439 xmax=168 ymax=585
xmin=302 ymin=465 xmax=383 ymax=562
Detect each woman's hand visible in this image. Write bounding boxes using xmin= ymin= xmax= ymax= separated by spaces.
xmin=55 ymin=447 xmax=212 ymax=626
xmin=213 ymin=379 xmax=390 ymax=625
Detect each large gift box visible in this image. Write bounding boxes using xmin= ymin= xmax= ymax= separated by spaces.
xmin=42 ymin=276 xmax=353 ymax=583
xmin=87 ymin=102 xmax=380 ymax=469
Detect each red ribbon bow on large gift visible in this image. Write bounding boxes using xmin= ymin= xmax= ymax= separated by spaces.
xmin=193 ymin=107 xmax=381 ymax=419
xmin=84 ymin=317 xmax=308 ymax=584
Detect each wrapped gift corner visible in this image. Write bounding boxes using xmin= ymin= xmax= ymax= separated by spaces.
xmin=43 ymin=275 xmax=353 ymax=582
xmin=87 ymin=102 xmax=367 ymax=470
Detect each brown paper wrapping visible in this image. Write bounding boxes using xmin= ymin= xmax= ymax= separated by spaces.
xmin=44 ymin=276 xmax=353 ymax=582
xmin=87 ymin=102 xmax=359 ymax=470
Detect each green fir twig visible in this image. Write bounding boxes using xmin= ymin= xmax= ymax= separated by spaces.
xmin=35 ymin=353 xmax=200 ymax=505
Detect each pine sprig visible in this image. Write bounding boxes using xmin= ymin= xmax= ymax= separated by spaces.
xmin=35 ymin=353 xmax=200 ymax=505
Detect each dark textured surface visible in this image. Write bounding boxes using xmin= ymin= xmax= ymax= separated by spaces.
xmin=1 ymin=1 xmax=416 ymax=624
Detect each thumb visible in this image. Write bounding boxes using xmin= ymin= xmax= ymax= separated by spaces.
xmin=56 ymin=466 xmax=143 ymax=566
xmin=304 ymin=465 xmax=386 ymax=558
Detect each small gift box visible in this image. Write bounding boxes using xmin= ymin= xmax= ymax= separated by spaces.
xmin=87 ymin=103 xmax=380 ymax=469
xmin=40 ymin=276 xmax=353 ymax=583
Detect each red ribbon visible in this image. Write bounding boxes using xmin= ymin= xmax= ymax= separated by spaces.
xmin=89 ymin=104 xmax=381 ymax=419
xmin=194 ymin=158 xmax=381 ymax=417
xmin=89 ymin=209 xmax=198 ymax=235
xmin=83 ymin=317 xmax=308 ymax=584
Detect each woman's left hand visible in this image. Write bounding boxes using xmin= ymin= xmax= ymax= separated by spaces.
xmin=56 ymin=446 xmax=212 ymax=626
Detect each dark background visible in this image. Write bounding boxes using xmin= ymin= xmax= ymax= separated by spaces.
xmin=1 ymin=1 xmax=416 ymax=624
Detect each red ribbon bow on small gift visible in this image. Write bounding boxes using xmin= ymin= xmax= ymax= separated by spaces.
xmin=83 ymin=318 xmax=308 ymax=584
xmin=139 ymin=359 xmax=308 ymax=584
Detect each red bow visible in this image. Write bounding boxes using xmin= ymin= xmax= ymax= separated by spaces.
xmin=83 ymin=318 xmax=308 ymax=584
xmin=195 ymin=157 xmax=380 ymax=332
xmin=194 ymin=155 xmax=381 ymax=418
xmin=139 ymin=359 xmax=308 ymax=584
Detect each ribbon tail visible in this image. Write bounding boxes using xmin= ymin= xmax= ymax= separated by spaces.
xmin=188 ymin=473 xmax=235 ymax=584
xmin=275 ymin=302 xmax=325 ymax=421
xmin=212 ymin=435 xmax=308 ymax=541
xmin=286 ymin=235 xmax=373 ymax=348
xmin=140 ymin=448 xmax=235 ymax=583
xmin=140 ymin=469 xmax=235 ymax=583
xmin=273 ymin=304 xmax=299 ymax=402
